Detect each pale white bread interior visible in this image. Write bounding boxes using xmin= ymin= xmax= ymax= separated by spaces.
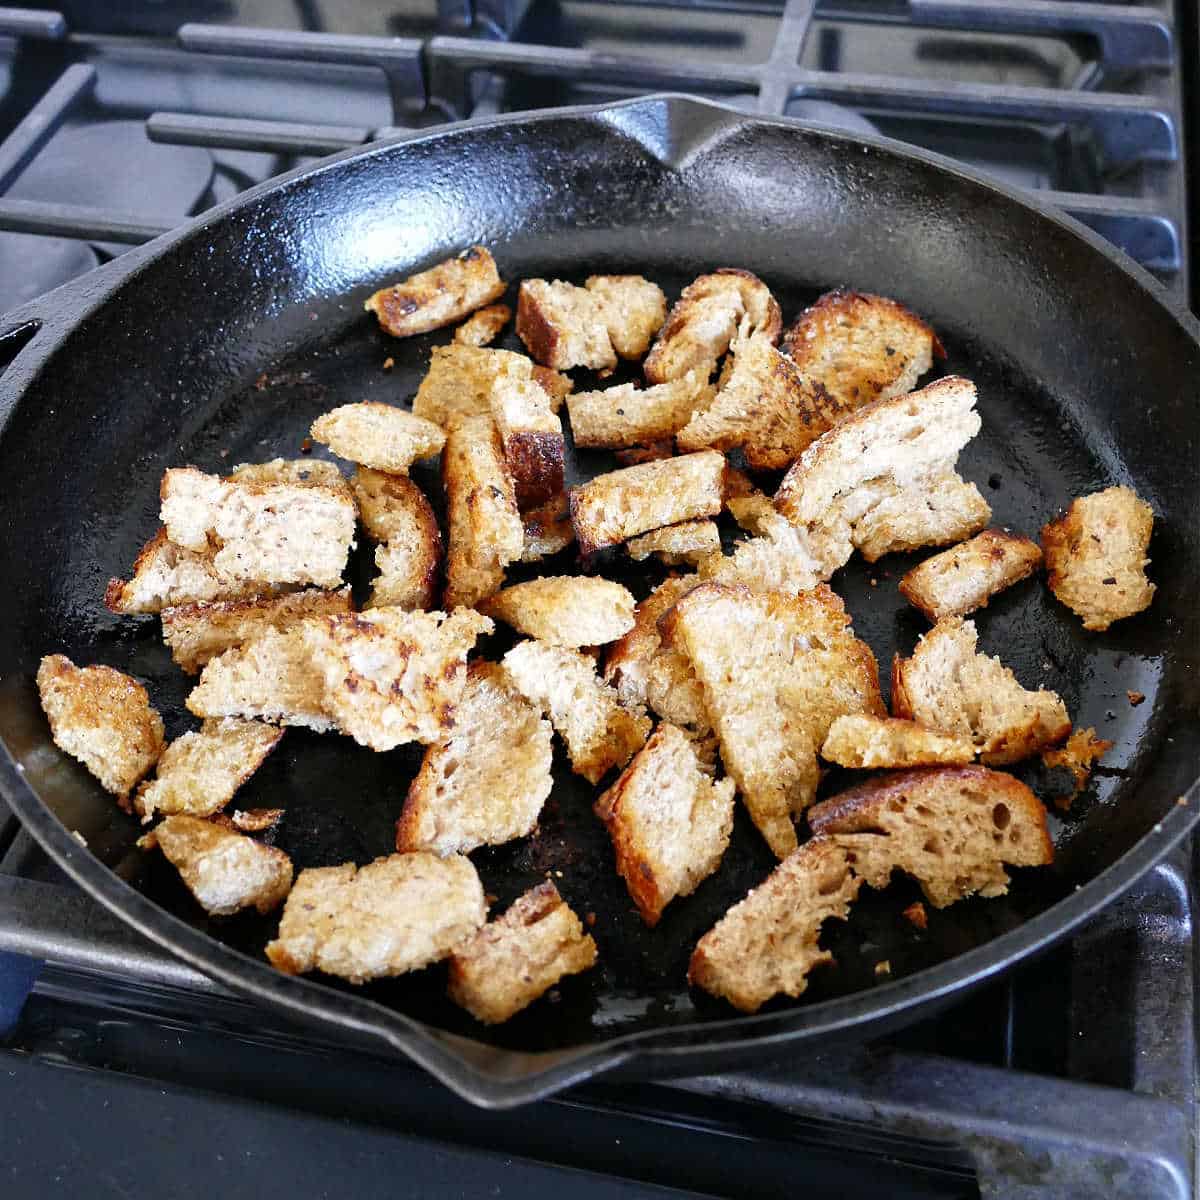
xmin=595 ymin=723 xmax=735 ymax=926
xmin=162 ymin=587 xmax=353 ymax=673
xmin=820 ymin=714 xmax=975 ymax=769
xmin=396 ymin=662 xmax=553 ymax=856
xmin=662 ymin=583 xmax=884 ymax=859
xmin=891 ymin=617 xmax=1070 ymax=765
xmin=566 ymin=370 xmax=714 ymax=449
xmin=627 ymin=519 xmax=721 ymax=566
xmin=266 ymin=852 xmax=486 ymax=983
xmin=516 ymin=278 xmax=618 ymax=372
xmin=520 ymin=493 xmax=575 ymax=561
xmin=365 ymin=245 xmax=505 ymax=338
xmin=310 ymin=402 xmax=446 ymax=473
xmin=489 ymin=371 xmax=564 ymax=508
xmin=413 ymin=344 xmax=538 ymax=430
xmin=37 ymin=655 xmax=165 ymax=798
xmin=447 ymin=881 xmax=597 ymax=1024
xmin=134 ymin=717 xmax=283 ymax=823
xmin=453 ymin=302 xmax=511 ymax=347
xmin=899 ymin=528 xmax=1043 ymax=621
xmin=479 ymin=576 xmax=635 ymax=647
xmin=808 ymin=765 xmax=1054 ymax=908
xmin=503 ymin=639 xmax=651 ymax=784
xmin=140 ymin=814 xmax=293 ymax=917
xmin=584 ymin=274 xmax=668 ymax=359
xmin=1041 ymin=485 xmax=1155 ymax=632
xmin=723 ymin=470 xmax=776 ymax=535
xmin=688 ymin=839 xmax=862 ymax=1012
xmin=697 ymin=510 xmax=825 ymax=597
xmin=532 ymin=364 xmax=574 ymax=413
xmin=569 ymin=450 xmax=726 ymax=557
xmin=351 ymin=469 xmax=442 ymax=610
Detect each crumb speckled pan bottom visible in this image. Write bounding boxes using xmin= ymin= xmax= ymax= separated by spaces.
xmin=0 ymin=96 xmax=1197 ymax=1107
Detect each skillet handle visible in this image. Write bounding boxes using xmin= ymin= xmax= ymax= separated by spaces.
xmin=0 ymin=317 xmax=44 ymax=382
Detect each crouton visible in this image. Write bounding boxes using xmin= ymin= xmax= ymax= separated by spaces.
xmin=141 ymin=815 xmax=293 ymax=917
xmin=134 ymin=718 xmax=283 ymax=823
xmin=627 ymin=519 xmax=721 ymax=567
xmin=899 ymin=529 xmax=1042 ymax=621
xmin=413 ymin=344 xmax=537 ymax=430
xmin=37 ymin=656 xmax=165 ymax=799
xmin=396 ymin=662 xmax=553 ymax=856
xmin=516 ymin=279 xmax=618 ymax=372
xmin=351 ymin=470 xmax=442 ymax=610
xmin=266 ymin=853 xmax=486 ymax=983
xmin=226 ymin=459 xmax=352 ymax=494
xmin=567 ymin=370 xmax=714 ymax=449
xmin=162 ymin=587 xmax=353 ymax=673
xmin=697 ymin=511 xmax=826 ymax=597
xmin=723 ymin=470 xmax=776 ymax=535
xmin=1041 ymin=486 xmax=1155 ymax=632
xmin=820 ymin=714 xmax=974 ymax=769
xmin=595 ymin=723 xmax=735 ymax=925
xmin=584 ymin=274 xmax=668 ymax=359
xmin=644 ymin=268 xmax=782 ymax=384
xmin=454 ymin=302 xmax=512 ymax=347
xmin=310 ymin=403 xmax=445 ymax=473
xmin=808 ymin=765 xmax=1054 ymax=907
xmin=1042 ymin=727 xmax=1112 ymax=808
xmin=480 ymin=576 xmax=635 ymax=647
xmin=503 ymin=640 xmax=650 ymax=784
xmin=490 ymin=372 xmax=564 ymax=508
xmin=891 ymin=617 xmax=1070 ymax=764
xmin=448 ymin=881 xmax=597 ymax=1024
xmin=849 ymin=471 xmax=992 ymax=562
xmin=662 ymin=583 xmax=884 ymax=858
xmin=688 ymin=839 xmax=861 ymax=1012
xmin=365 ymin=245 xmax=505 ymax=338
xmin=569 ymin=450 xmax=726 ymax=557
xmin=520 ymin=493 xmax=575 ymax=561
xmin=532 ymin=365 xmax=573 ymax=412
xmin=229 ymin=808 xmax=283 ymax=833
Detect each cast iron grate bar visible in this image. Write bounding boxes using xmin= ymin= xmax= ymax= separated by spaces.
xmin=146 ymin=112 xmax=372 ymax=157
xmin=0 ymin=198 xmax=171 ymax=244
xmin=0 ymin=62 xmax=95 ymax=195
xmin=0 ymin=5 xmax=65 ymax=40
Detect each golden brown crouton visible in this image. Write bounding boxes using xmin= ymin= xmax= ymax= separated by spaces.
xmin=37 ymin=656 xmax=165 ymax=798
xmin=626 ymin=519 xmax=721 ymax=567
xmin=722 ymin=470 xmax=776 ymax=535
xmin=516 ymin=279 xmax=618 ymax=372
xmin=490 ymin=372 xmax=564 ymax=508
xmin=1041 ymin=486 xmax=1155 ymax=632
xmin=532 ymin=365 xmax=573 ymax=412
xmin=566 ymin=370 xmax=714 ymax=449
xmin=819 ymin=714 xmax=975 ymax=769
xmin=365 ymin=246 xmax=505 ymax=338
xmin=412 ymin=344 xmax=537 ymax=430
xmin=310 ymin=403 xmax=445 ymax=473
xmin=266 ymin=853 xmax=485 ymax=983
xmin=447 ymin=881 xmax=597 ymax=1024
xmin=454 ymin=302 xmax=512 ymax=347
xmin=1042 ymin=727 xmax=1113 ymax=809
xmin=584 ymin=274 xmax=668 ymax=359
xmin=520 ymin=493 xmax=575 ymax=561
xmin=351 ymin=470 xmax=442 ymax=610
xmin=229 ymin=808 xmax=283 ymax=833
xmin=480 ymin=576 xmax=635 ymax=647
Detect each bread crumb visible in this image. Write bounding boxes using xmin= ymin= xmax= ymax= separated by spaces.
xmin=1043 ymin=727 xmax=1113 ymax=810
xmin=586 ymin=911 xmax=597 ymax=927
xmin=874 ymin=960 xmax=891 ymax=977
xmin=1128 ymin=690 xmax=1145 ymax=706
xmin=299 ymin=437 xmax=313 ymax=454
xmin=1177 ymin=796 xmax=1188 ymax=807
xmin=902 ymin=901 xmax=927 ymax=930
xmin=383 ymin=357 xmax=394 ymax=370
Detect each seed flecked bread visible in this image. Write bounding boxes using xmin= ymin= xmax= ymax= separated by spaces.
xmin=454 ymin=302 xmax=512 ymax=346
xmin=1041 ymin=485 xmax=1155 ymax=631
xmin=627 ymin=519 xmax=721 ymax=566
xmin=566 ymin=370 xmax=714 ymax=449
xmin=820 ymin=714 xmax=975 ymax=769
xmin=310 ymin=403 xmax=446 ymax=473
xmin=266 ymin=853 xmax=486 ymax=983
xmin=351 ymin=469 xmax=442 ymax=610
xmin=520 ymin=493 xmax=575 ymax=561
xmin=479 ymin=576 xmax=635 ymax=647
xmin=490 ymin=371 xmax=565 ymax=508
xmin=584 ymin=274 xmax=668 ymax=358
xmin=447 ymin=881 xmax=597 ymax=1024
xmin=365 ymin=246 xmax=505 ymax=338
xmin=516 ymin=279 xmax=618 ymax=372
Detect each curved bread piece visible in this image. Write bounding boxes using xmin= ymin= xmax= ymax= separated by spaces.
xmin=520 ymin=493 xmax=575 ymax=561
xmin=567 ymin=370 xmax=714 ymax=449
xmin=584 ymin=274 xmax=668 ymax=359
xmin=516 ymin=278 xmax=617 ymax=372
xmin=351 ymin=469 xmax=442 ymax=610
xmin=310 ymin=403 xmax=445 ymax=473
xmin=454 ymin=302 xmax=511 ymax=347
xmin=413 ymin=344 xmax=536 ymax=430
xmin=479 ymin=576 xmax=635 ymax=647
xmin=820 ymin=714 xmax=974 ymax=769
xmin=699 ymin=513 xmax=825 ymax=597
xmin=490 ymin=371 xmax=564 ymax=508
xmin=365 ymin=246 xmax=504 ymax=338
xmin=627 ymin=519 xmax=721 ymax=566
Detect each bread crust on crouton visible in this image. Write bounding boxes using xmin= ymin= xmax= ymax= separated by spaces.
xmin=366 ymin=246 xmax=505 ymax=338
xmin=517 ymin=279 xmax=618 ymax=372
xmin=520 ymin=493 xmax=575 ymax=561
xmin=351 ymin=470 xmax=442 ymax=610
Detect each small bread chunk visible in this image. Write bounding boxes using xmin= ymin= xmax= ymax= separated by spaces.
xmin=892 ymin=617 xmax=1070 ymax=765
xmin=229 ymin=808 xmax=283 ymax=833
xmin=850 ymin=471 xmax=992 ymax=562
xmin=134 ymin=718 xmax=283 ymax=823
xmin=480 ymin=576 xmax=635 ymax=647
xmin=781 ymin=290 xmax=941 ymax=414
xmin=351 ymin=470 xmax=442 ymax=610
xmin=723 ymin=470 xmax=776 ymax=535
xmin=532 ymin=365 xmax=573 ymax=412
xmin=808 ymin=765 xmax=1054 ymax=908
xmin=490 ymin=371 xmax=564 ymax=508
xmin=584 ymin=274 xmax=668 ymax=359
xmin=820 ymin=714 xmax=974 ymax=769
xmin=595 ymin=724 xmax=735 ymax=926
xmin=310 ymin=403 xmax=445 ymax=473
xmin=699 ymin=509 xmax=826 ymax=597
xmin=567 ymin=370 xmax=714 ymax=449
xmin=162 ymin=587 xmax=353 ymax=673
xmin=644 ymin=269 xmax=782 ymax=384
xmin=516 ymin=279 xmax=617 ymax=372
xmin=627 ymin=519 xmax=721 ymax=567
xmin=142 ymin=815 xmax=293 ymax=917
xmin=365 ymin=246 xmax=505 ymax=338
xmin=413 ymin=344 xmax=538 ymax=430
xmin=37 ymin=656 xmax=165 ymax=798
xmin=397 ymin=663 xmax=553 ymax=856
xmin=266 ymin=853 xmax=485 ymax=983
xmin=1041 ymin=486 xmax=1155 ymax=632
xmin=663 ymin=583 xmax=885 ymax=858
xmin=569 ymin=450 xmax=726 ymax=557
xmin=520 ymin=493 xmax=575 ymax=561
xmin=688 ymin=839 xmax=861 ymax=1012
xmin=899 ymin=529 xmax=1042 ymax=621
xmin=448 ymin=881 xmax=597 ymax=1024
xmin=1042 ymin=727 xmax=1113 ymax=809
xmin=454 ymin=302 xmax=511 ymax=347
xmin=504 ymin=640 xmax=650 ymax=784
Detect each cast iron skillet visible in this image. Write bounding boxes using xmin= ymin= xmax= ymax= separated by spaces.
xmin=0 ymin=96 xmax=1197 ymax=1108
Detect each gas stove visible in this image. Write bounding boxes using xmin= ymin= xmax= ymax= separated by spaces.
xmin=0 ymin=4 xmax=1195 ymax=1197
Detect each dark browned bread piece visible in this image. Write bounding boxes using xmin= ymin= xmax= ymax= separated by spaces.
xmin=366 ymin=246 xmax=505 ymax=338
xmin=490 ymin=371 xmax=565 ymax=509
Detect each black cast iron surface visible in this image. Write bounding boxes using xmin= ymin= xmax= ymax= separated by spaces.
xmin=0 ymin=96 xmax=1197 ymax=1106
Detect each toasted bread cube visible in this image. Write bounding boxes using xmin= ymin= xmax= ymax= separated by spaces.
xmin=134 ymin=718 xmax=283 ymax=823
xmin=351 ymin=470 xmax=442 ymax=611
xmin=229 ymin=808 xmax=283 ymax=833
xmin=1042 ymin=727 xmax=1113 ymax=808
xmin=698 ymin=513 xmax=828 ymax=597
xmin=808 ymin=765 xmax=1054 ymax=907
xmin=627 ymin=519 xmax=721 ymax=567
xmin=37 ymin=656 xmax=165 ymax=798
xmin=454 ymin=302 xmax=512 ymax=347
xmin=849 ymin=470 xmax=991 ymax=562
xmin=266 ymin=853 xmax=486 ymax=983
xmin=1041 ymin=486 xmax=1155 ymax=632
xmin=396 ymin=663 xmax=553 ymax=856
xmin=724 ymin=476 xmax=776 ymax=535
xmin=503 ymin=640 xmax=650 ymax=784
xmin=899 ymin=529 xmax=1043 ymax=621
xmin=448 ymin=881 xmax=597 ymax=1024
xmin=689 ymin=839 xmax=861 ymax=1012
xmin=567 ymin=370 xmax=714 ymax=449
xmin=490 ymin=372 xmax=565 ymax=508
xmin=891 ymin=617 xmax=1070 ymax=765
xmin=310 ymin=403 xmax=445 ymax=473
xmin=162 ymin=587 xmax=353 ymax=673
xmin=141 ymin=815 xmax=293 ymax=917
xmin=531 ymin=364 xmax=573 ymax=412
xmin=413 ymin=344 xmax=537 ymax=430
xmin=516 ymin=278 xmax=617 ymax=372
xmin=365 ymin=246 xmax=505 ymax=338
xmin=584 ymin=274 xmax=668 ymax=359
xmin=820 ymin=714 xmax=974 ymax=769
xmin=596 ymin=724 xmax=735 ymax=926
xmin=569 ymin=450 xmax=726 ymax=557
xmin=662 ymin=583 xmax=885 ymax=858
xmin=480 ymin=576 xmax=635 ymax=647
xmin=520 ymin=493 xmax=575 ymax=561
xmin=644 ymin=268 xmax=781 ymax=384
